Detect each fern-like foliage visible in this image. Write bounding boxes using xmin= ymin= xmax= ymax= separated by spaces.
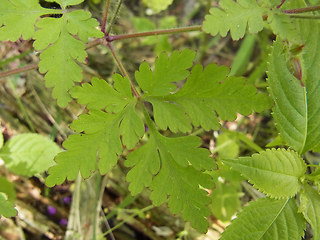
xmin=138 ymin=50 xmax=271 ymax=132
xmin=267 ymin=18 xmax=320 ymax=154
xmin=46 ymin=75 xmax=144 ymax=185
xmin=125 ymin=126 xmax=214 ymax=232
xmin=0 ymin=0 xmax=59 ymax=41
xmin=300 ymin=184 xmax=320 ymax=240
xmin=202 ymin=0 xmax=265 ymax=40
xmin=0 ymin=0 xmax=103 ymax=107
xmin=223 ymin=148 xmax=306 ymax=198
xmin=220 ymin=198 xmax=306 ymax=240
xmin=202 ymin=0 xmax=300 ymax=41
xmin=46 ymin=49 xmax=271 ymax=232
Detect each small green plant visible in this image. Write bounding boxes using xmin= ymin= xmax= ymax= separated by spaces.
xmin=1 ymin=0 xmax=320 ymax=238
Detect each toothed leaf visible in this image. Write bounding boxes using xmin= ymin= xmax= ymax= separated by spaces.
xmin=223 ymin=148 xmax=306 ymax=198
xmin=139 ymin=54 xmax=271 ymax=132
xmin=125 ymin=130 xmax=214 ymax=233
xmin=33 ymin=8 xmax=103 ymax=107
xmin=220 ymin=198 xmax=306 ymax=240
xmin=202 ymin=0 xmax=265 ymax=40
xmin=268 ymin=23 xmax=320 ymax=154
xmin=300 ymin=184 xmax=320 ymax=240
xmin=0 ymin=0 xmax=57 ymax=41
xmin=135 ymin=49 xmax=196 ymax=96
xmin=46 ymin=76 xmax=144 ymax=187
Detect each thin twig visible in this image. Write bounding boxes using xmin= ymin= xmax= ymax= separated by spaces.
xmin=107 ymin=25 xmax=202 ymax=42
xmin=106 ymin=42 xmax=140 ymax=98
xmin=0 ymin=63 xmax=38 ymax=79
xmin=101 ymin=205 xmax=154 ymax=237
xmin=99 ymin=175 xmax=116 ymax=240
xmin=282 ymin=5 xmax=320 ymax=14
xmin=286 ymin=14 xmax=320 ymax=19
xmin=85 ymin=38 xmax=105 ymax=50
xmin=101 ymin=0 xmax=111 ymax=34
xmin=106 ymin=0 xmax=123 ymax=34
xmin=0 ymin=39 xmax=105 ymax=80
xmin=277 ymin=0 xmax=286 ymax=8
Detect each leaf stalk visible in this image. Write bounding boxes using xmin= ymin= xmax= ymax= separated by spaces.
xmin=107 ymin=25 xmax=202 ymax=42
xmin=106 ymin=42 xmax=140 ymax=98
xmin=282 ymin=5 xmax=320 ymax=14
xmin=0 ymin=63 xmax=38 ymax=80
xmin=101 ymin=0 xmax=111 ymax=34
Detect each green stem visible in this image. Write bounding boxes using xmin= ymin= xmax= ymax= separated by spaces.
xmin=107 ymin=25 xmax=202 ymax=42
xmin=107 ymin=42 xmax=140 ymax=98
xmin=65 ymin=174 xmax=82 ymax=240
xmin=92 ymin=173 xmax=101 ymax=240
xmin=101 ymin=205 xmax=154 ymax=237
xmin=276 ymin=0 xmax=286 ymax=8
xmin=287 ymin=14 xmax=320 ymax=19
xmin=282 ymin=5 xmax=320 ymax=14
xmin=106 ymin=0 xmax=123 ymax=34
xmin=101 ymin=0 xmax=111 ymax=34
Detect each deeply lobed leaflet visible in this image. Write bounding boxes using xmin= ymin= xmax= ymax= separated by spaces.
xmin=45 ymin=49 xmax=270 ymax=232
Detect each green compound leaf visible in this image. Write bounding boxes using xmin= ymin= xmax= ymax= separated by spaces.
xmin=135 ymin=49 xmax=196 ymax=96
xmin=223 ymin=148 xmax=306 ymax=198
xmin=34 ymin=10 xmax=103 ymax=107
xmin=202 ymin=0 xmax=265 ymax=40
xmin=0 ymin=192 xmax=17 ymax=218
xmin=202 ymin=0 xmax=301 ymax=42
xmin=46 ymin=77 xmax=144 ymax=187
xmin=0 ymin=133 xmax=61 ymax=177
xmin=70 ymin=75 xmax=132 ymax=111
xmin=300 ymin=184 xmax=320 ymax=240
xmin=268 ymin=30 xmax=320 ymax=154
xmin=125 ymin=129 xmax=214 ymax=233
xmin=142 ymin=0 xmax=174 ymax=13
xmin=0 ymin=0 xmax=59 ymax=41
xmin=139 ymin=55 xmax=270 ymax=132
xmin=220 ymin=198 xmax=306 ymax=240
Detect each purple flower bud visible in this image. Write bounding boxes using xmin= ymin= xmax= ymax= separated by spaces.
xmin=47 ymin=206 xmax=56 ymax=215
xmin=59 ymin=218 xmax=68 ymax=226
xmin=63 ymin=196 xmax=72 ymax=205
xmin=145 ymin=125 xmax=149 ymax=132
